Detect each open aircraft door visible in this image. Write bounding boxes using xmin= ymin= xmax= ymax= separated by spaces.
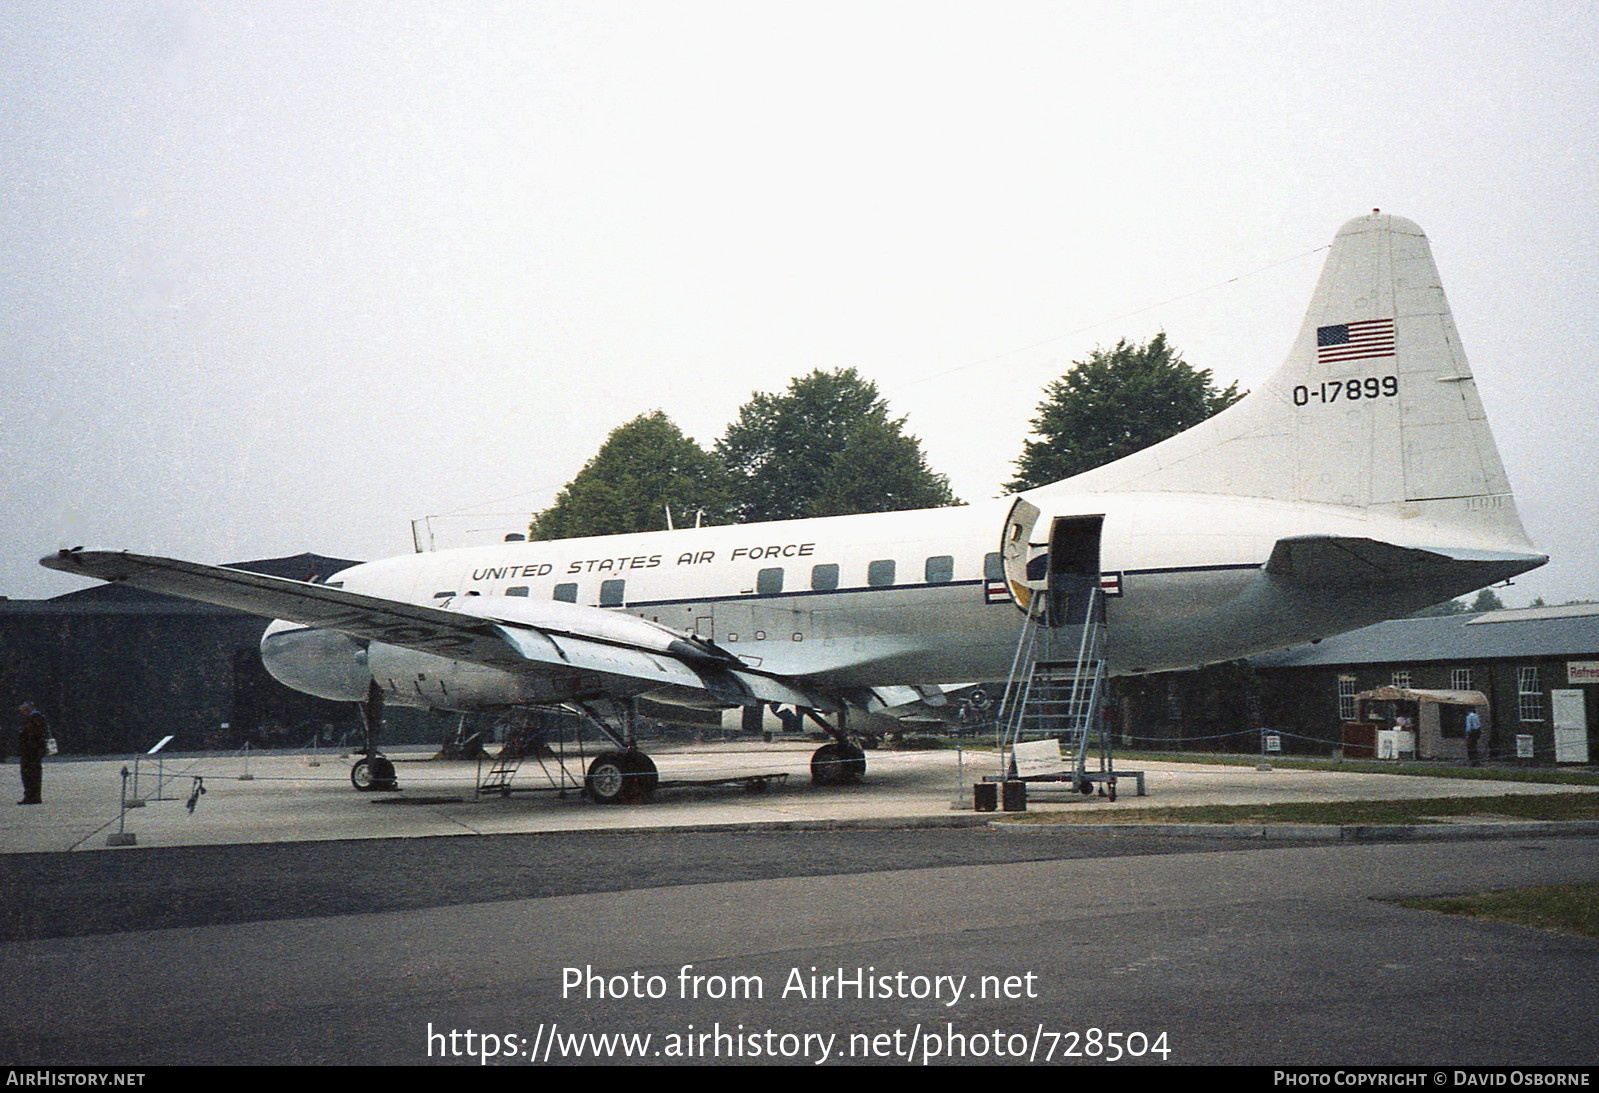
xmin=1000 ymin=498 xmax=1042 ymax=613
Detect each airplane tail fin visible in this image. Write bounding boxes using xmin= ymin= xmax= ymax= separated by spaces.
xmin=1045 ymin=212 xmax=1534 ymax=553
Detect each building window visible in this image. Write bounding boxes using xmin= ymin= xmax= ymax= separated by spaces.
xmin=757 ymin=567 xmax=784 ymax=595
xmin=924 ymin=555 xmax=955 ymax=583
xmin=553 ymin=583 xmax=578 ymax=603
xmin=868 ymin=559 xmax=896 ymax=587
xmin=1451 ymin=668 xmax=1473 ymax=691
xmin=599 ymin=579 xmax=626 ymax=607
xmin=1391 ymin=671 xmax=1411 ymax=689
xmin=1338 ymin=675 xmax=1357 ymax=721
xmin=1518 ymin=666 xmax=1544 ymax=723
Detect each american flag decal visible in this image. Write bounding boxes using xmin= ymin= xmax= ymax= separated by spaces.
xmin=1100 ymin=572 xmax=1122 ymax=597
xmin=1317 ymin=318 xmax=1395 ymax=364
xmin=984 ymin=578 xmax=1010 ymax=604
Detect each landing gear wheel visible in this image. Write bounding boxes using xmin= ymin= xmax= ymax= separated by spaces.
xmin=585 ymin=750 xmax=657 ymax=804
xmin=350 ymin=756 xmax=398 ymax=792
xmin=1076 ymin=777 xmax=1095 ymax=796
xmin=810 ymin=742 xmax=867 ymax=786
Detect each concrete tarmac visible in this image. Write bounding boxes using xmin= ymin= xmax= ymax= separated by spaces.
xmin=0 ymin=742 xmax=1591 ymax=853
xmin=1 ymin=744 xmax=1596 ymax=1067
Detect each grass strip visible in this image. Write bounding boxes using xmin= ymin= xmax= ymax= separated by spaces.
xmin=1397 ymin=884 xmax=1599 ymax=940
xmin=1112 ymin=751 xmax=1599 ymax=787
xmin=996 ymin=791 xmax=1599 ymax=826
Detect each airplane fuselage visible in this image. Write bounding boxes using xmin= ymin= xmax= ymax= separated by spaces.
xmin=274 ymin=485 xmax=1528 ymax=715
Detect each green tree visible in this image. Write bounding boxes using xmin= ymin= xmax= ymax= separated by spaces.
xmin=1007 ymin=332 xmax=1244 ymax=491
xmin=716 ymin=368 xmax=959 ymax=522
xmin=529 ymin=411 xmax=730 ymax=540
xmin=1411 ymin=598 xmax=1471 ymax=617
xmin=1468 ymin=587 xmax=1506 ymax=613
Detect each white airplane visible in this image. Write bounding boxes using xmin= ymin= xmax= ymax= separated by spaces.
xmin=43 ymin=212 xmax=1544 ymax=800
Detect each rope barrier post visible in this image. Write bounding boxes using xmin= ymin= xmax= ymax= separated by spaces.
xmin=949 ymin=744 xmax=972 ymax=810
xmin=239 ymin=741 xmax=255 ymax=781
xmin=106 ymin=766 xmax=137 ymax=847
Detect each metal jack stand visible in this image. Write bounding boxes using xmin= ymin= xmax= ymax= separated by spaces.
xmin=106 ymin=767 xmax=137 ymax=847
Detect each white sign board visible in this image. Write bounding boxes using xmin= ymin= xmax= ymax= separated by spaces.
xmin=1568 ymin=662 xmax=1599 ymax=685
xmin=1013 ymin=738 xmax=1072 ymax=778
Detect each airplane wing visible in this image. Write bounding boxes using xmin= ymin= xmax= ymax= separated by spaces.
xmin=39 ymin=549 xmax=829 ymax=710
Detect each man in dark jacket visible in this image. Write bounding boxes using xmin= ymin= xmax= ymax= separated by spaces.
xmin=17 ymin=702 xmax=48 ymax=805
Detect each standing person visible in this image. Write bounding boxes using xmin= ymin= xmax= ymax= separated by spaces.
xmin=1464 ymin=706 xmax=1483 ymax=766
xmin=17 ymin=702 xmax=48 ymax=805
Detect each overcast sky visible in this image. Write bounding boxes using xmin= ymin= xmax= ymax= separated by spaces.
xmin=3 ymin=1 xmax=1595 ymax=606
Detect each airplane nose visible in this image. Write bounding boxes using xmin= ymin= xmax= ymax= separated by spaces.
xmin=260 ymin=620 xmax=372 ymax=701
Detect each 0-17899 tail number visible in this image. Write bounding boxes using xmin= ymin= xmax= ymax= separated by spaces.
xmin=1294 ymin=376 xmax=1398 ymax=406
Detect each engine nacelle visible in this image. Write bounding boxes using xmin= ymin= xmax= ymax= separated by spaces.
xmin=260 ymin=620 xmax=372 ymax=701
xmin=261 ymin=618 xmax=538 ymax=712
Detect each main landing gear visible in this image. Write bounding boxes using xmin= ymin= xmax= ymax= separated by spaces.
xmin=350 ymin=681 xmax=399 ymax=792
xmin=575 ymin=699 xmax=661 ymax=806
xmin=583 ymin=749 xmax=659 ymax=805
xmin=350 ymin=755 xmax=398 ymax=792
xmin=802 ymin=708 xmax=867 ymax=786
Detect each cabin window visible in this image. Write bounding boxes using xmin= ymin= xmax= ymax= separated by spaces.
xmin=983 ymin=552 xmax=1003 ymax=581
xmin=1518 ymin=667 xmax=1544 ymax=722
xmin=553 ymin=583 xmax=578 ymax=603
xmin=757 ymin=567 xmax=784 ymax=595
xmin=811 ymin=563 xmax=839 ymax=591
xmin=327 ymin=581 xmax=344 ymax=589
xmin=433 ymin=591 xmax=456 ymax=600
xmin=924 ymin=555 xmax=954 ymax=584
xmin=506 ymin=586 xmax=529 ymax=597
xmin=600 ymin=579 xmax=626 ymax=607
xmin=868 ymin=559 xmax=896 ymax=587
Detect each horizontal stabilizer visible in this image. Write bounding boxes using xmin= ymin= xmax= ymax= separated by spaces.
xmin=1264 ymin=535 xmax=1545 ymax=588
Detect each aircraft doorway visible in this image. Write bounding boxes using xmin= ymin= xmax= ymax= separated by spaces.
xmin=1047 ymin=515 xmax=1104 ymax=628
